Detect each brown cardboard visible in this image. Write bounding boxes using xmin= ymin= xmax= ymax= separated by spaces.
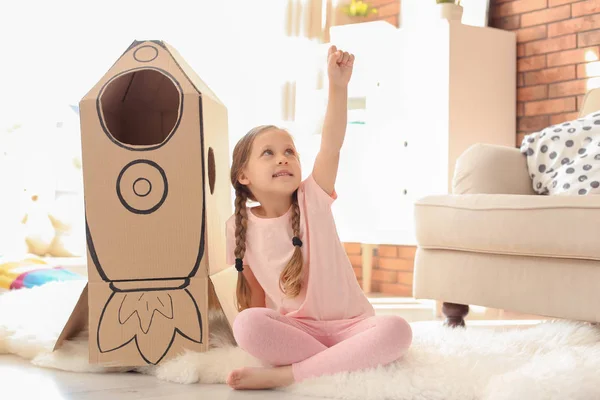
xmin=54 ymin=284 xmax=89 ymax=349
xmin=54 ymin=40 xmax=237 ymax=366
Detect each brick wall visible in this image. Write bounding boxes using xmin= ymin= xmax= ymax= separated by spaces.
xmin=489 ymin=0 xmax=600 ymax=146
xmin=344 ymin=243 xmax=416 ymax=296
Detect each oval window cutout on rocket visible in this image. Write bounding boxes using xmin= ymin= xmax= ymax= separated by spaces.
xmin=99 ymin=69 xmax=182 ymax=147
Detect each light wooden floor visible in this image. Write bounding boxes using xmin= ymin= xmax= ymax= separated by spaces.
xmin=0 ymin=355 xmax=321 ymax=400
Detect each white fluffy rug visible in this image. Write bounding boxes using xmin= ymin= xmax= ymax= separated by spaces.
xmin=2 ymin=281 xmax=600 ymax=400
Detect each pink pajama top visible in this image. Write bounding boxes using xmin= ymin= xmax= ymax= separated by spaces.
xmin=226 ymin=174 xmax=375 ymax=322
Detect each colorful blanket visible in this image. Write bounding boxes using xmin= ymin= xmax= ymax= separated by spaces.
xmin=0 ymin=256 xmax=82 ymax=290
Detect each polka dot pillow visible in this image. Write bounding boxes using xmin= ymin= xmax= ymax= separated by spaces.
xmin=520 ymin=111 xmax=600 ymax=195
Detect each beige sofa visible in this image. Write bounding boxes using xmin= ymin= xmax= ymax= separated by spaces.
xmin=412 ymin=89 xmax=600 ymax=327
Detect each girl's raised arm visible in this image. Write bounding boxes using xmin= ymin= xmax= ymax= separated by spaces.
xmin=312 ymin=45 xmax=355 ymax=195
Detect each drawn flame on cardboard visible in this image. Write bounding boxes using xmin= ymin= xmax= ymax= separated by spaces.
xmin=97 ymin=290 xmax=202 ymax=365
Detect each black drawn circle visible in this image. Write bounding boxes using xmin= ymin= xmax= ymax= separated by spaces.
xmin=133 ymin=178 xmax=152 ymax=197
xmin=133 ymin=45 xmax=159 ymax=62
xmin=117 ymin=160 xmax=168 ymax=214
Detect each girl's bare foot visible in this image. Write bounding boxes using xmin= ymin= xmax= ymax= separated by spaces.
xmin=226 ymin=366 xmax=295 ymax=390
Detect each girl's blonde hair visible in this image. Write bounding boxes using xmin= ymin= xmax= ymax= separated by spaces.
xmin=230 ymin=125 xmax=303 ymax=312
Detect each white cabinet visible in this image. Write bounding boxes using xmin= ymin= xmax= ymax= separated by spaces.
xmin=311 ymin=21 xmax=516 ymax=246
xmin=395 ymin=21 xmax=516 ymax=194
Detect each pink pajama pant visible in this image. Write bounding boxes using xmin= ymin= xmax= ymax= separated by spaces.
xmin=232 ymin=307 xmax=412 ymax=382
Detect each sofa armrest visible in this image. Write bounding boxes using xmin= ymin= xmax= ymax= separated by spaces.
xmin=452 ymin=143 xmax=536 ymax=195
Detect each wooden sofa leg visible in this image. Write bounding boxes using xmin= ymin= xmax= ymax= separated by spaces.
xmin=442 ymin=302 xmax=469 ymax=328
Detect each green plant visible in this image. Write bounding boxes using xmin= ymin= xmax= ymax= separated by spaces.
xmin=437 ymin=0 xmax=462 ymax=4
xmin=342 ymin=0 xmax=378 ymax=17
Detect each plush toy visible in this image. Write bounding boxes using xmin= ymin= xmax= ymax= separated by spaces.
xmin=20 ymin=189 xmax=85 ymax=258
xmin=47 ymin=194 xmax=86 ymax=257
xmin=1 ymin=105 xmax=85 ymax=260
xmin=22 ymin=192 xmax=55 ymax=256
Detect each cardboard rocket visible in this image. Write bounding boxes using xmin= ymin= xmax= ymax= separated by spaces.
xmin=54 ymin=40 xmax=238 ymax=366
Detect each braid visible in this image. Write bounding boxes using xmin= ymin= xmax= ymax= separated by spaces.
xmin=234 ymin=186 xmax=249 ymax=262
xmin=234 ymin=184 xmax=252 ymax=311
xmin=291 ymin=191 xmax=301 ymax=239
xmin=279 ymin=190 xmax=304 ymax=298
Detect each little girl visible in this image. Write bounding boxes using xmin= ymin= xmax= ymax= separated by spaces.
xmin=225 ymin=45 xmax=413 ymax=390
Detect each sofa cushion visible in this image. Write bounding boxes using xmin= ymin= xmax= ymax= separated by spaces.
xmin=519 ymin=111 xmax=600 ymax=196
xmin=414 ymin=194 xmax=600 ymax=261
